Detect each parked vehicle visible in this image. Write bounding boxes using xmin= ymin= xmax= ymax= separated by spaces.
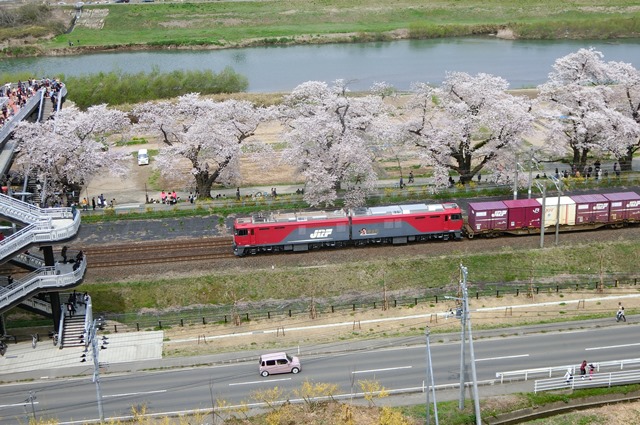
xmin=137 ymin=149 xmax=149 ymax=166
xmin=259 ymin=352 xmax=301 ymax=377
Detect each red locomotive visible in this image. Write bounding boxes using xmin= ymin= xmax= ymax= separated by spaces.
xmin=233 ymin=202 xmax=464 ymax=256
xmin=233 ymin=191 xmax=640 ymax=256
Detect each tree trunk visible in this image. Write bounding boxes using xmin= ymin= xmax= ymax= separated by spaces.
xmin=619 ymin=144 xmax=638 ymax=172
xmin=195 ymin=172 xmax=213 ymax=199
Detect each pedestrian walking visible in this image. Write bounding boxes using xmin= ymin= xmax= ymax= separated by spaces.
xmin=617 ymin=303 xmax=626 ymax=322
xmin=564 ymin=368 xmax=573 ymax=384
xmin=580 ymin=360 xmax=587 ymax=380
xmin=61 ymin=245 xmax=68 ymax=263
xmin=589 ymin=363 xmax=595 ymax=380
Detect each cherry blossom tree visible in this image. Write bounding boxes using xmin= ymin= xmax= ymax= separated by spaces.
xmin=133 ymin=94 xmax=273 ymax=198
xmin=278 ymin=80 xmax=389 ymax=208
xmin=12 ymin=104 xmax=130 ymax=207
xmin=609 ymin=61 xmax=640 ymax=171
xmin=404 ymin=72 xmax=534 ymax=186
xmin=536 ymin=48 xmax=640 ymax=172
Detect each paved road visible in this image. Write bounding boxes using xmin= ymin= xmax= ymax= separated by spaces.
xmin=0 ymin=320 xmax=636 ymax=424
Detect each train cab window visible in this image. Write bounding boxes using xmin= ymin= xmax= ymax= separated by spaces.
xmin=451 ymin=213 xmax=462 ymax=221
xmin=236 ymin=229 xmax=248 ymax=236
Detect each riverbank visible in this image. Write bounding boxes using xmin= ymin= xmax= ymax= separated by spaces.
xmin=2 ymin=0 xmax=640 ymax=58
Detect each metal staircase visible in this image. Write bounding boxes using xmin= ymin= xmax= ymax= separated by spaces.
xmin=0 ymin=192 xmax=85 ymax=315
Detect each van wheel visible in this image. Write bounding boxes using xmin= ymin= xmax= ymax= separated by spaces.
xmin=291 ymin=367 xmax=300 ymax=374
xmin=261 ymin=371 xmax=269 ymax=377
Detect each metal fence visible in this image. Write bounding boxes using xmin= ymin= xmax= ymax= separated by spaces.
xmin=497 ymin=358 xmax=640 ymax=384
xmin=99 ymin=275 xmax=640 ymax=333
xmin=535 ymin=368 xmax=640 ymax=393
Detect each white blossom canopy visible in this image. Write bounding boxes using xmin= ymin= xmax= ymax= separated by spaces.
xmin=404 ymin=72 xmax=533 ymax=186
xmin=133 ymin=93 xmax=273 ymax=198
xmin=279 ymin=80 xmax=389 ymax=208
xmin=12 ymin=104 xmax=130 ymax=206
xmin=536 ymin=48 xmax=640 ymax=170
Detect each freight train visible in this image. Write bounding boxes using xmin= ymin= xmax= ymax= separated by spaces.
xmin=232 ymin=191 xmax=640 ymax=256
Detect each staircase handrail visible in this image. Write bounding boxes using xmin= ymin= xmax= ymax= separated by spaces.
xmin=0 ymin=257 xmax=87 ymax=312
xmin=0 ymin=91 xmax=43 ymax=148
xmin=57 ymin=303 xmax=66 ymax=349
xmin=0 ymin=192 xmax=75 ymax=222
xmin=20 ymin=296 xmax=53 ymax=315
xmin=11 ymin=252 xmax=46 ymax=269
xmin=0 ymin=209 xmax=81 ymax=261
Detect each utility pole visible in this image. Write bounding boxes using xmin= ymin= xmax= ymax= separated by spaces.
xmin=458 ymin=269 xmax=466 ymax=410
xmin=549 ymin=176 xmax=563 ymax=246
xmin=527 ymin=150 xmax=534 ymax=199
xmin=447 ymin=265 xmax=481 ymax=424
xmin=85 ymin=318 xmax=105 ymax=422
xmin=513 ymin=153 xmax=519 ymax=200
xmin=28 ymin=391 xmax=37 ymax=422
xmin=425 ymin=327 xmax=439 ymax=425
xmin=461 ymin=265 xmax=482 ymax=425
xmin=533 ymin=179 xmax=546 ymax=248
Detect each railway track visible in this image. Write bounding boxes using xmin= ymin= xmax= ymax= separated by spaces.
xmin=83 ymin=237 xmax=236 ymax=268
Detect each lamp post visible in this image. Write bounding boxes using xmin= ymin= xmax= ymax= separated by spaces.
xmin=425 ymin=327 xmax=439 ymax=425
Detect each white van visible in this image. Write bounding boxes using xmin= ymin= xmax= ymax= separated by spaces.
xmin=137 ymin=149 xmax=149 ymax=166
xmin=259 ymin=352 xmax=301 ymax=377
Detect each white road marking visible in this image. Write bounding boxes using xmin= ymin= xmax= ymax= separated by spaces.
xmin=352 ymin=366 xmax=412 ymax=374
xmin=103 ymin=390 xmax=167 ymax=398
xmin=476 ymin=354 xmax=530 ymax=362
xmin=0 ymin=401 xmax=39 ymax=408
xmin=230 ymin=377 xmax=292 ymax=386
xmin=586 ymin=343 xmax=640 ymax=351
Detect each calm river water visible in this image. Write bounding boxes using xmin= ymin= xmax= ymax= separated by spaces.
xmin=2 ymin=37 xmax=640 ymax=92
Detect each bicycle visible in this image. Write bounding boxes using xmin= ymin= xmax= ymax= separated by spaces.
xmin=52 ymin=332 xmax=59 ymax=346
xmin=0 ymin=340 xmax=7 ymax=356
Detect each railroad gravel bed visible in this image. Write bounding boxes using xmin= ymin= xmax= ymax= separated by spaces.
xmin=82 ymin=224 xmax=640 ymax=282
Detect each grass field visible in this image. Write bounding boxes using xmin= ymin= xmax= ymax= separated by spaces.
xmin=83 ymin=239 xmax=640 ymax=314
xmin=45 ymin=0 xmax=640 ymax=51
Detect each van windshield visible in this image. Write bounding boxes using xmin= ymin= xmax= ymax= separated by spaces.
xmin=286 ymin=354 xmax=293 ymax=362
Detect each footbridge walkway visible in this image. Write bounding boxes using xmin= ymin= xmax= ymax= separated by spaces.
xmin=0 ymin=192 xmax=85 ymax=314
xmin=0 ymin=83 xmax=65 ymax=176
xmin=0 ymin=82 xmax=83 ymax=333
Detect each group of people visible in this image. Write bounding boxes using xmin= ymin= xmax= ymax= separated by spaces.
xmin=66 ymin=290 xmax=88 ymax=318
xmin=80 ymin=194 xmax=115 ymax=210
xmin=565 ymin=360 xmax=597 ymax=383
xmin=159 ymin=190 xmax=179 ymax=204
xmin=60 ymin=245 xmax=84 ymax=271
xmin=0 ymin=79 xmax=65 ymax=130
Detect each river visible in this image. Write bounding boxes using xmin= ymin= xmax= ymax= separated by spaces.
xmin=2 ymin=37 xmax=640 ymax=92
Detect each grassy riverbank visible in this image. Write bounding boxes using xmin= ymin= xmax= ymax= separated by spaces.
xmin=5 ymin=0 xmax=639 ymax=57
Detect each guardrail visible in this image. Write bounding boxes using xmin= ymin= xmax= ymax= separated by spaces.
xmin=497 ymin=358 xmax=640 ymax=383
xmin=0 ymin=257 xmax=87 ymax=313
xmin=535 ymin=369 xmax=640 ymax=393
xmin=0 ymin=210 xmax=81 ymax=265
xmin=0 ymin=192 xmax=75 ymax=222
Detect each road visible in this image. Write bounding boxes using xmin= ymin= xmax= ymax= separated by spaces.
xmin=0 ymin=324 xmax=637 ymax=424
